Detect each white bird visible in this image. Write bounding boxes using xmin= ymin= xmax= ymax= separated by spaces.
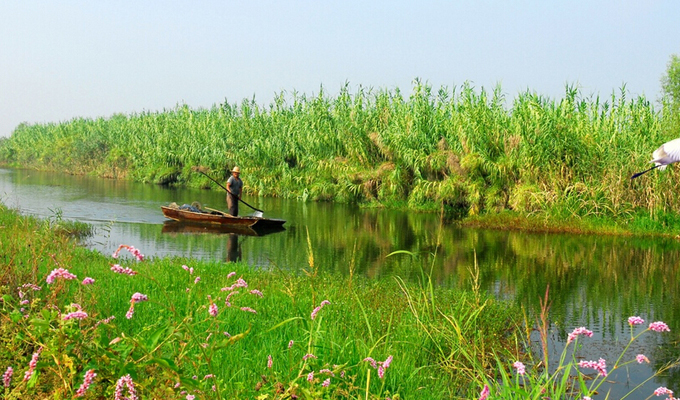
xmin=631 ymin=138 xmax=680 ymax=179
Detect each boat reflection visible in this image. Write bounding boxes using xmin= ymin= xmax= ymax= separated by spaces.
xmin=161 ymin=220 xmax=286 ymax=237
xmin=161 ymin=221 xmax=286 ymax=263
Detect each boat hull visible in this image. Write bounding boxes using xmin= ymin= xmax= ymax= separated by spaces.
xmin=161 ymin=206 xmax=286 ymax=230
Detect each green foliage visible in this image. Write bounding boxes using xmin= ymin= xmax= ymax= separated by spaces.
xmin=0 ymin=204 xmax=519 ymax=399
xmin=1 ymin=77 xmax=679 ymax=229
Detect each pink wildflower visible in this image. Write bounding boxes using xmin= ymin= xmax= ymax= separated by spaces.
xmin=23 ymin=347 xmax=42 ymax=381
xmin=654 ymin=387 xmax=673 ymax=396
xmin=114 ymin=374 xmax=138 ymax=400
xmin=81 ymin=277 xmax=95 ymax=285
xmin=225 ymin=291 xmax=239 ymax=306
xmin=319 ymin=368 xmax=334 ymax=376
xmin=112 ymin=244 xmax=144 ymax=261
xmin=383 ymin=355 xmax=393 ymax=369
xmin=307 ymin=371 xmax=314 ymax=382
xmin=250 ymin=289 xmax=263 ymax=297
xmin=74 ymin=369 xmax=97 ymax=397
xmin=311 ymin=299 xmax=331 ymax=320
xmin=20 ymin=283 xmax=41 ymax=291
xmin=479 ymin=384 xmax=490 ymax=400
xmin=194 ymin=276 xmax=201 ymax=284
xmin=130 ymin=293 xmax=148 ymax=303
xmin=182 ymin=265 xmax=190 ymax=272
xmin=110 ymin=264 xmax=137 ymax=276
xmin=267 ymin=355 xmax=273 ymax=368
xmin=288 ymin=340 xmax=294 ymax=349
xmin=186 ymin=395 xmax=195 ymax=400
xmin=240 ymin=307 xmax=257 ymax=314
xmin=203 ymin=374 xmax=215 ymax=379
xmin=126 ymin=293 xmax=148 ymax=319
xmin=567 ymin=327 xmax=593 ymax=343
xmin=63 ymin=311 xmax=88 ymax=321
xmin=378 ymin=365 xmax=385 ymax=378
xmin=578 ymin=358 xmax=608 ymax=377
xmin=46 ymin=268 xmax=77 ymax=284
xmin=322 ymin=378 xmax=330 ymax=387
xmin=226 ymin=271 xmax=236 ymax=279
xmin=3 ymin=366 xmax=12 ymax=388
xmin=95 ymin=315 xmax=115 ymax=327
xmin=637 ymin=354 xmax=650 ymax=364
xmin=303 ymin=354 xmax=318 ymax=361
xmin=513 ymin=361 xmax=526 ymax=375
xmin=209 ymin=303 xmax=218 ymax=317
xmin=363 ymin=355 xmax=393 ymax=378
xmin=649 ymin=321 xmax=671 ymax=332
xmin=628 ymin=316 xmax=645 ymax=325
xmin=363 ymin=357 xmax=378 ymax=369
xmin=20 ymin=300 xmax=29 ymax=305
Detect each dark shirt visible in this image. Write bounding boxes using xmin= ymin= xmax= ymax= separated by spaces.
xmin=227 ymin=176 xmax=242 ymax=196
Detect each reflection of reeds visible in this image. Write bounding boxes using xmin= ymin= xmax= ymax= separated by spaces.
xmin=2 ymin=82 xmax=679 ymax=226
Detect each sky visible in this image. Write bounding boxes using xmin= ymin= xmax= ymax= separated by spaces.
xmin=1 ymin=1 xmax=679 ymax=137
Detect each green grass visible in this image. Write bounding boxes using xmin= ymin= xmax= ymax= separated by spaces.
xmin=1 ymin=81 xmax=680 ymax=235
xmin=0 ymin=202 xmax=521 ymax=399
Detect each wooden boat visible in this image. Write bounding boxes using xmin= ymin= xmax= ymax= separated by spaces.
xmin=161 ymin=205 xmax=286 ymax=230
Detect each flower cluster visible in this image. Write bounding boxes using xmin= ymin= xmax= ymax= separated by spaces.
xmin=126 ymin=293 xmax=148 ymax=319
xmin=628 ymin=316 xmax=645 ymax=325
xmin=363 ymin=355 xmax=393 ymax=378
xmin=311 ymin=300 xmax=331 ymax=320
xmin=208 ymin=295 xmax=218 ymax=317
xmin=112 ymin=244 xmax=144 ymax=261
xmin=110 ymin=264 xmax=137 ymax=276
xmin=23 ymin=347 xmax=42 ymax=381
xmin=63 ymin=311 xmax=88 ymax=321
xmin=636 ymin=354 xmax=650 ymax=364
xmin=114 ymin=374 xmax=138 ymax=400
xmin=653 ymin=387 xmax=674 ymax=398
xmin=221 ymin=277 xmax=248 ymax=292
xmin=2 ymin=366 xmax=12 ymax=388
xmin=74 ymin=369 xmax=96 ymax=397
xmin=513 ymin=361 xmax=526 ymax=375
xmin=81 ymin=277 xmax=95 ymax=285
xmin=567 ymin=326 xmax=593 ymax=343
xmin=578 ymin=358 xmax=607 ymax=377
xmin=46 ymin=268 xmax=77 ymax=284
xmin=649 ymin=321 xmax=671 ymax=332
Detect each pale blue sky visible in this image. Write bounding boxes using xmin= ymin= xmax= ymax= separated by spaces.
xmin=1 ymin=1 xmax=678 ymax=137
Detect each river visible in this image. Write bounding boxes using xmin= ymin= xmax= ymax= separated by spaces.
xmin=1 ymin=167 xmax=678 ymax=397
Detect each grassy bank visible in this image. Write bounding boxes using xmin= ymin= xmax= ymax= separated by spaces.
xmin=0 ymin=203 xmax=521 ymax=399
xmin=2 ymin=81 xmax=680 ymax=235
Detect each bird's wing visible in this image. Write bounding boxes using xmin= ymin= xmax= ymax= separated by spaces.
xmin=662 ymin=138 xmax=680 ymax=164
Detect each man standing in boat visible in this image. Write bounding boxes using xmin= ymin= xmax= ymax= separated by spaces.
xmin=226 ymin=166 xmax=243 ymax=216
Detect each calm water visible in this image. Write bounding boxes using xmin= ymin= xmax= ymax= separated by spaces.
xmin=1 ymin=168 xmax=679 ymax=397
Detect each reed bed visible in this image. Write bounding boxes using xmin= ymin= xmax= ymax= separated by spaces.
xmin=1 ymin=81 xmax=679 ymax=231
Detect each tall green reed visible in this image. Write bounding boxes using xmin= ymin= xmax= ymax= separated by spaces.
xmin=1 ymin=81 xmax=677 ymax=230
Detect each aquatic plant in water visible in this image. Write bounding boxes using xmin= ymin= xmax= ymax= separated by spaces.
xmin=476 ymin=315 xmax=677 ymax=399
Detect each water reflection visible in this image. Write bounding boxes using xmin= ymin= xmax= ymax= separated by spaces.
xmin=226 ymin=234 xmax=241 ymax=263
xmin=1 ymin=168 xmax=679 ymax=395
